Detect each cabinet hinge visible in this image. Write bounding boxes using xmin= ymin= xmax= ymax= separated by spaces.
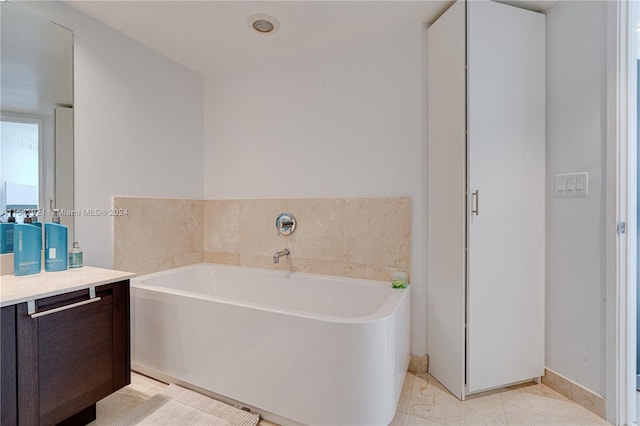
xmin=617 ymin=221 xmax=626 ymax=235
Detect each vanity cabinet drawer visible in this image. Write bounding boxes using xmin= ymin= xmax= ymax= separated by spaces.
xmin=2 ymin=280 xmax=130 ymax=426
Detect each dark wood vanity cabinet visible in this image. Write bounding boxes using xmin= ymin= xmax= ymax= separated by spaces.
xmin=1 ymin=280 xmax=130 ymax=426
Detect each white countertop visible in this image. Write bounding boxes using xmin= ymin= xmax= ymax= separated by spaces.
xmin=0 ymin=266 xmax=135 ymax=307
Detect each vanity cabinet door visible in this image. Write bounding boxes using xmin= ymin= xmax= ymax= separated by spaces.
xmin=16 ymin=280 xmax=130 ymax=426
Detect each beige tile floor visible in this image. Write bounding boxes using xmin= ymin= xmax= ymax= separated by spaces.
xmin=392 ymin=373 xmax=609 ymax=426
xmin=90 ymin=371 xmax=610 ymax=426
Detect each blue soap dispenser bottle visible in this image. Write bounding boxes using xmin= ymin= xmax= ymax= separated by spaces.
xmin=45 ymin=210 xmax=68 ymax=272
xmin=14 ymin=220 xmax=42 ymax=276
xmin=1 ymin=209 xmax=16 ymax=254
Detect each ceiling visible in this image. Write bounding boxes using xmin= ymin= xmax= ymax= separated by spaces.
xmin=65 ymin=0 xmax=557 ymax=77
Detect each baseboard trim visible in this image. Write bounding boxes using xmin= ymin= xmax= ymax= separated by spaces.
xmin=408 ymin=355 xmax=429 ymax=374
xmin=542 ymin=367 xmax=605 ymax=419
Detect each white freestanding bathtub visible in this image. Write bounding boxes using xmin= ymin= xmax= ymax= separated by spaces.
xmin=130 ymin=263 xmax=410 ymax=426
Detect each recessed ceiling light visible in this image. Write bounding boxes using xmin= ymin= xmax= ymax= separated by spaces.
xmin=248 ymin=14 xmax=279 ymax=34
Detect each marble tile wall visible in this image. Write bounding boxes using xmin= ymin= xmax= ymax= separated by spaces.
xmin=113 ymin=197 xmax=204 ymax=275
xmin=204 ymin=197 xmax=411 ymax=281
xmin=114 ymin=196 xmax=411 ymax=281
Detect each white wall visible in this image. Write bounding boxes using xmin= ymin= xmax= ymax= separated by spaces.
xmin=18 ymin=1 xmax=204 ymax=268
xmin=203 ymin=23 xmax=427 ymax=355
xmin=546 ymin=0 xmax=608 ymax=395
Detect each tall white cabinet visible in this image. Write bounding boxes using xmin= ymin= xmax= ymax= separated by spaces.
xmin=427 ymin=0 xmax=545 ymax=399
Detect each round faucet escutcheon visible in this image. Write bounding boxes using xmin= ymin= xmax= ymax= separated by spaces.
xmin=276 ymin=213 xmax=296 ymax=236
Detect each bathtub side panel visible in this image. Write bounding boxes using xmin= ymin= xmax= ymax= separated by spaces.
xmin=131 ymin=287 xmax=407 ymax=425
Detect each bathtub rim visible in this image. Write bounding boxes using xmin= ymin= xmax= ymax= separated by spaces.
xmin=131 ymin=262 xmax=410 ymax=324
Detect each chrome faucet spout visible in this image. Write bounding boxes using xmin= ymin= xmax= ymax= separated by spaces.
xmin=273 ymin=248 xmax=290 ymax=264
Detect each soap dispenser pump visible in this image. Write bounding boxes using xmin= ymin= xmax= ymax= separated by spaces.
xmin=24 ymin=209 xmax=42 ymax=230
xmin=45 ymin=210 xmax=68 ymax=272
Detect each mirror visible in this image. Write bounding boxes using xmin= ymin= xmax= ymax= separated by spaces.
xmin=0 ymin=1 xmax=74 ymax=253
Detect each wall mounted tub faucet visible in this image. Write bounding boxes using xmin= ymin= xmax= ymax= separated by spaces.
xmin=273 ymin=248 xmax=290 ymax=264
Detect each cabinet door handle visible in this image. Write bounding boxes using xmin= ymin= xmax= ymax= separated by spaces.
xmin=30 ymin=297 xmax=101 ymax=318
xmin=472 ymin=190 xmax=479 ymax=216
xmin=28 ymin=287 xmax=101 ymax=318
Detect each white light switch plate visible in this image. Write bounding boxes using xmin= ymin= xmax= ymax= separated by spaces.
xmin=555 ymin=172 xmax=588 ymax=198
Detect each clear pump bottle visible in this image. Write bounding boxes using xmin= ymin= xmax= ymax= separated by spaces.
xmin=69 ymin=241 xmax=83 ymax=268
